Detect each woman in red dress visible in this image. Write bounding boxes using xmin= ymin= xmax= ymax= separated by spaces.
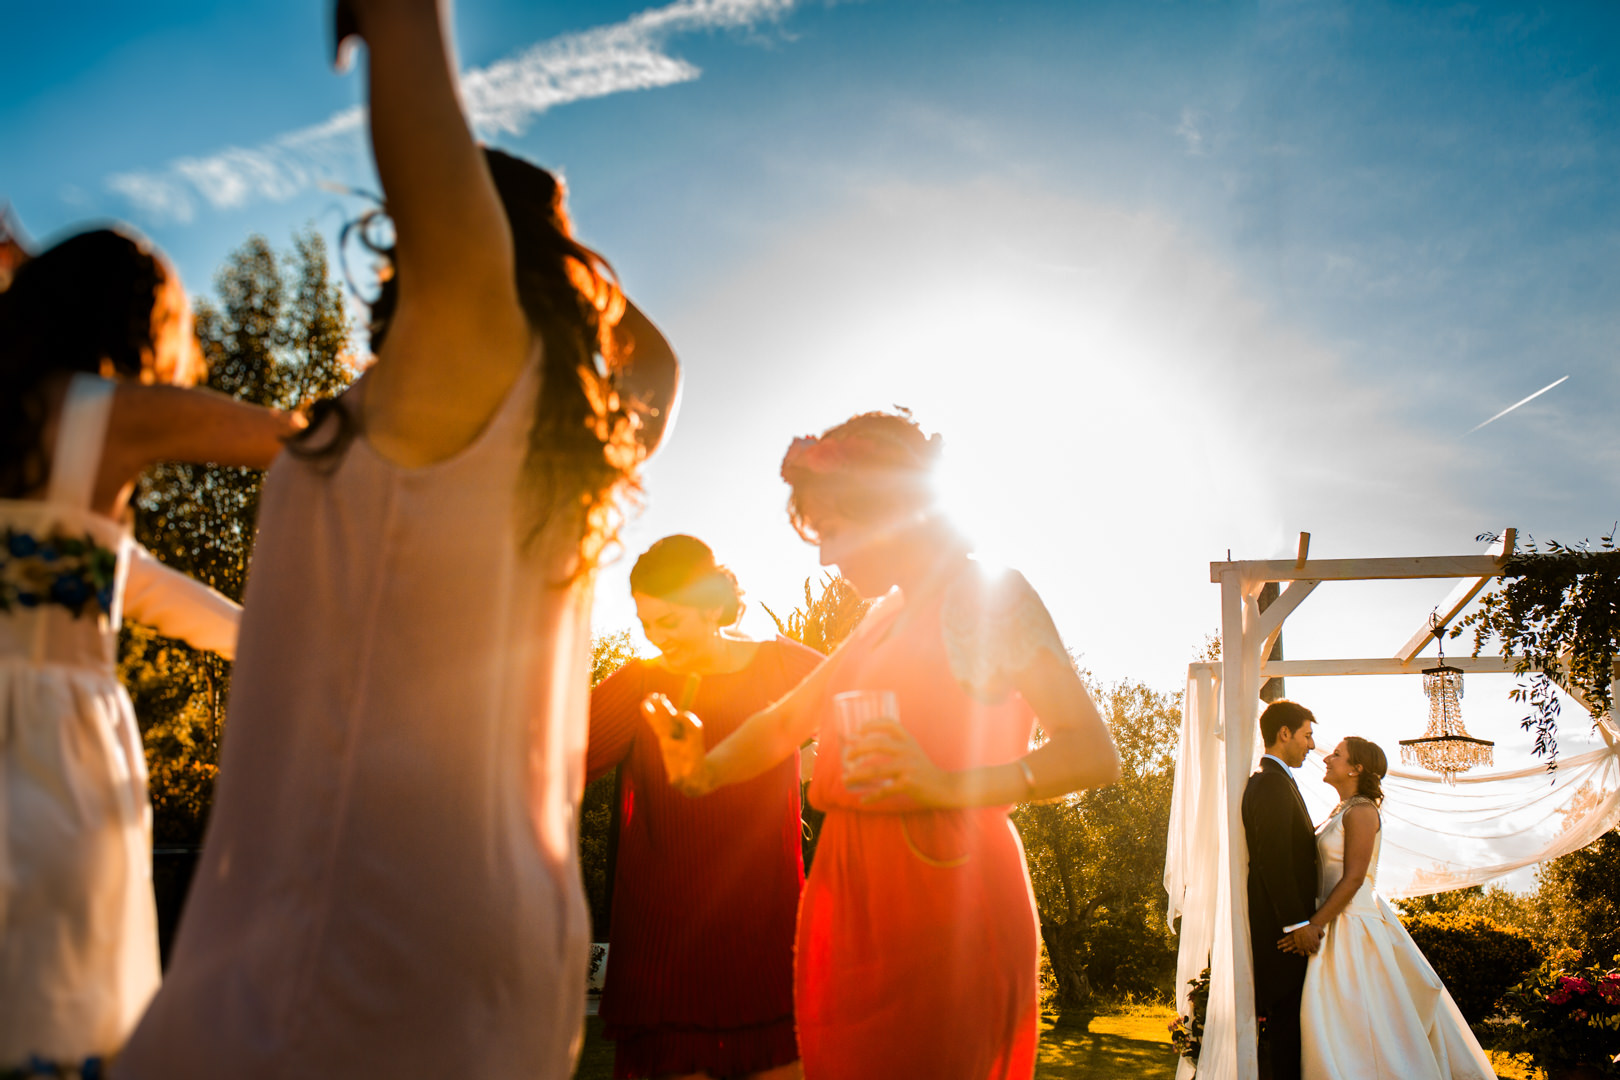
xmin=646 ymin=413 xmax=1122 ymax=1080
xmin=589 ymin=535 xmax=823 ymax=1079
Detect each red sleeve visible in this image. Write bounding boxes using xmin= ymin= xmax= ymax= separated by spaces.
xmin=586 ymin=661 xmax=647 ymax=783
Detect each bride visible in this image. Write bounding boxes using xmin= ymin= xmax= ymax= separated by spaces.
xmin=1284 ymin=737 xmax=1497 ymax=1080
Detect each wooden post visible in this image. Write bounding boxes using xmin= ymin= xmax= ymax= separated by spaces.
xmin=1258 ymin=582 xmax=1285 ymax=703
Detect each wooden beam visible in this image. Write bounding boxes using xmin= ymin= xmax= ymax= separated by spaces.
xmin=1262 ymin=656 xmax=1522 ymax=678
xmin=1394 ymin=529 xmax=1516 ymax=663
xmin=1256 ymin=578 xmax=1319 ymax=657
xmin=1295 ymin=531 xmax=1311 ymax=569
xmin=1209 ymin=554 xmax=1504 ymax=585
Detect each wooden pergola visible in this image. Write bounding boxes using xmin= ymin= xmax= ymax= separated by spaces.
xmin=1166 ymin=530 xmax=1605 ymax=1080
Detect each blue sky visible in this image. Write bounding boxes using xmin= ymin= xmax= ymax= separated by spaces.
xmin=5 ymin=0 xmax=1619 ymax=768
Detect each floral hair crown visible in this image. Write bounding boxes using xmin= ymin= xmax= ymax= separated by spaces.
xmin=780 ymin=429 xmax=944 ymax=484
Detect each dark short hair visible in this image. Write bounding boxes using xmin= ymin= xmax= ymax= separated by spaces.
xmin=1259 ymin=700 xmax=1315 ymax=747
xmin=629 ymin=534 xmax=743 ymax=626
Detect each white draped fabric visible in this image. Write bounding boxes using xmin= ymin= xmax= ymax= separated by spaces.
xmin=1165 ymin=653 xmax=1620 ymax=1080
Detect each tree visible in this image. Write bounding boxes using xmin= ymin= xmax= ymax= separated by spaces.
xmin=119 ymin=228 xmax=358 ymax=844
xmin=1014 ymin=679 xmax=1181 ymax=1007
xmin=579 ymin=631 xmax=641 ymax=939
xmin=1457 ymin=529 xmax=1620 ymax=764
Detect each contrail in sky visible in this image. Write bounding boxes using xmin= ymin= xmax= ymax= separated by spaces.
xmin=1466 ymin=375 xmax=1570 ymax=434
xmin=105 ymin=0 xmax=795 ymax=224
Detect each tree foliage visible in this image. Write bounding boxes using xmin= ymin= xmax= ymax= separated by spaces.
xmin=119 ymin=229 xmax=357 ymax=844
xmin=1400 ymin=911 xmax=1543 ymax=1023
xmin=1014 ymin=679 xmax=1180 ymax=1006
xmin=1457 ymin=529 xmax=1620 ymax=763
xmin=580 ymin=631 xmax=641 ymax=940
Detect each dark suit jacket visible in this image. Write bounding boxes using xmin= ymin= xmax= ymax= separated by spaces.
xmin=1241 ymin=757 xmax=1319 ymax=1003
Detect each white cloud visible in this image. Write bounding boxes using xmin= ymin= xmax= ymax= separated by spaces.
xmin=106 ymin=0 xmax=795 ymax=223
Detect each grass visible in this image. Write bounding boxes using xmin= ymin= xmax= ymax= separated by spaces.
xmin=570 ymin=1003 xmax=1184 ymax=1080
xmin=573 ymin=1004 xmax=1542 ymax=1078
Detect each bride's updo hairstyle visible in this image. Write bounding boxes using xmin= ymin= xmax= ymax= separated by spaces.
xmin=1344 ymin=736 xmax=1388 ymax=806
xmin=629 ymin=534 xmax=743 ymax=627
xmin=0 ymin=228 xmax=204 ymax=498
xmin=780 ymin=410 xmax=944 ymax=542
xmin=297 ymin=148 xmax=643 ymax=569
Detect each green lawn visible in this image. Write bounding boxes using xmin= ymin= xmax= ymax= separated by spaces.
xmin=574 ymin=1005 xmax=1541 ymax=1078
xmin=571 ymin=1004 xmax=1184 ymax=1080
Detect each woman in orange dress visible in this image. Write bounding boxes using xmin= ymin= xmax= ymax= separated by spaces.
xmin=645 ymin=412 xmax=1121 ymax=1080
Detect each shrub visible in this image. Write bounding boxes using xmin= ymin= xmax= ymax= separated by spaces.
xmin=1401 ymin=910 xmax=1543 ymax=1022
xmin=1497 ymin=956 xmax=1620 ymax=1075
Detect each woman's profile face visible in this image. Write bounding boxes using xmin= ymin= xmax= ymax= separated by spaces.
xmin=145 ymin=269 xmax=206 ymax=387
xmin=633 ymin=591 xmax=721 ymax=665
xmin=811 ymin=512 xmax=898 ymax=598
xmin=1322 ymin=740 xmax=1353 ymax=785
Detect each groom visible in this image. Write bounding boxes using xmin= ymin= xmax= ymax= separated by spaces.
xmin=1242 ymin=700 xmax=1319 ymax=1080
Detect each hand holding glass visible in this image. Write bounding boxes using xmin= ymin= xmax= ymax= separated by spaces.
xmin=835 ymin=690 xmax=898 ymax=791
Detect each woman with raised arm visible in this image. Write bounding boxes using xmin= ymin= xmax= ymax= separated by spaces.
xmin=644 ymin=412 xmax=1120 ymax=1080
xmin=1290 ymin=738 xmax=1494 ymax=1080
xmin=588 ymin=535 xmax=822 ymax=1080
xmin=0 ymin=228 xmax=301 ymax=1074
xmin=118 ymin=1 xmax=679 ymax=1076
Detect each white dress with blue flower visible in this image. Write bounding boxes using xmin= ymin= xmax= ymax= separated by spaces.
xmin=0 ymin=375 xmax=240 ymax=1070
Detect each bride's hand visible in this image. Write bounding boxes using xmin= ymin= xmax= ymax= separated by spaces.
xmin=640 ymin=693 xmax=712 ymax=796
xmin=1277 ymin=923 xmax=1324 ymax=955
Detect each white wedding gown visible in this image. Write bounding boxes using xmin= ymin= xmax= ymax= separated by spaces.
xmin=1300 ymin=797 xmax=1496 ymax=1080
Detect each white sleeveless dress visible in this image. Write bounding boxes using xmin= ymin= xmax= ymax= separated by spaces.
xmin=1300 ymin=797 xmax=1496 ymax=1080
xmin=0 ymin=375 xmax=240 ymax=1069
xmin=119 ymin=360 xmax=596 ymax=1078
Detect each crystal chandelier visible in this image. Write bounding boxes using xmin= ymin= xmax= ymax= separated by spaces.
xmin=1400 ymin=620 xmax=1494 ymax=783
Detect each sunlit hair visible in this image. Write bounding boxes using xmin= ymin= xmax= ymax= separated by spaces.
xmin=780 ymin=410 xmax=944 ymax=542
xmin=1259 ymin=699 xmax=1315 ymax=747
xmin=293 ymin=148 xmax=643 ymax=571
xmin=0 ymin=227 xmax=203 ymax=499
xmin=1343 ymin=736 xmax=1387 ymax=806
xmin=629 ymin=534 xmax=743 ymax=627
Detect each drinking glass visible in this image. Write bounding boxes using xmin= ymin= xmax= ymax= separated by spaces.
xmin=834 ymin=689 xmax=898 ymax=785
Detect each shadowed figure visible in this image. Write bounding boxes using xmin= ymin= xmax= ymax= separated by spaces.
xmin=117 ymin=0 xmax=677 ymax=1075
xmin=1242 ymin=700 xmax=1319 ymax=1080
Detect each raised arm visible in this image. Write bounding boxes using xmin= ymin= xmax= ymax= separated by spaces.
xmin=123 ymin=545 xmax=242 ymax=660
xmin=97 ymin=383 xmax=303 ymax=515
xmin=338 ymin=0 xmax=532 ymax=466
xmin=643 ymin=645 xmax=838 ymax=796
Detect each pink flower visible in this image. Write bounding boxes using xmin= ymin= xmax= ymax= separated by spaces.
xmin=1572 ymin=1009 xmax=1590 ymax=1022
xmin=1561 ymin=976 xmax=1594 ymax=995
xmin=1548 ymin=990 xmax=1572 ymax=1005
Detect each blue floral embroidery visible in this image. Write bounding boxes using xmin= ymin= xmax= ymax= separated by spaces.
xmin=0 ymin=528 xmax=116 ymax=618
xmin=1 ymin=1055 xmax=104 ymax=1079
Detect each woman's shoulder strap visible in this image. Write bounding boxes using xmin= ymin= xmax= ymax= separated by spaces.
xmin=46 ymin=374 xmax=116 ymax=509
xmin=1341 ymin=795 xmax=1381 ymax=819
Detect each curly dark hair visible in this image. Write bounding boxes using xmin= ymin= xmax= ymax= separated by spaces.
xmin=292 ymin=148 xmax=644 ymax=570
xmin=780 ymin=410 xmax=944 ymax=542
xmin=629 ymin=534 xmax=743 ymax=626
xmin=0 ymin=228 xmax=177 ymax=498
xmin=1343 ymin=736 xmax=1388 ymax=806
